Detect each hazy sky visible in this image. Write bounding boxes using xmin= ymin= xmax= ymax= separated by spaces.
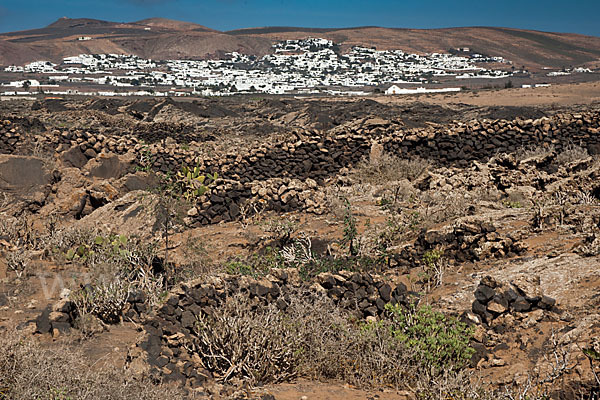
xmin=1 ymin=0 xmax=598 ymax=36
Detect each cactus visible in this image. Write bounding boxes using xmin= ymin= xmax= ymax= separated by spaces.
xmin=176 ymin=162 xmax=218 ymax=202
xmin=65 ymin=234 xmax=130 ymax=262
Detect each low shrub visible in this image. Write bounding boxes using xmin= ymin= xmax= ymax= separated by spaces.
xmin=71 ymin=279 xmax=131 ymax=324
xmin=191 ymin=290 xmax=475 ymax=390
xmin=0 ymin=331 xmax=185 ymax=400
xmin=386 ymin=303 xmax=474 ymax=374
xmin=352 ymin=153 xmax=430 ymax=185
xmin=60 ymin=232 xmax=169 ymax=324
xmin=420 ymin=249 xmax=446 ymax=291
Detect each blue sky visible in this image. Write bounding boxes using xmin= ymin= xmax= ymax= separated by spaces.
xmin=0 ymin=0 xmax=598 ymax=37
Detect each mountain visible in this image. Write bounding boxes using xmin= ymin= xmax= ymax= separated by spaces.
xmin=1 ymin=18 xmax=600 ymax=70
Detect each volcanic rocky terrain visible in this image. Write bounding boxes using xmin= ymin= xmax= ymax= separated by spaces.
xmin=1 ymin=93 xmax=600 ymax=399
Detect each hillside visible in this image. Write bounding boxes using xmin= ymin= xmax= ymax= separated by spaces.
xmin=229 ymin=25 xmax=600 ymax=69
xmin=1 ymin=18 xmax=600 ymax=69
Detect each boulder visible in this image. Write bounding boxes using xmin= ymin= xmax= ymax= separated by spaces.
xmin=59 ymin=146 xmax=88 ymax=168
xmin=0 ymin=155 xmax=52 ymax=195
xmin=116 ymin=171 xmax=160 ymax=192
xmin=487 ymin=297 xmax=508 ymax=314
xmin=85 ymin=153 xmax=133 ymax=180
xmin=474 ymin=284 xmax=495 ymax=303
xmin=511 ymin=275 xmax=543 ymax=303
xmin=35 ymin=307 xmax=52 ymax=334
xmin=76 ymin=190 xmax=166 ymax=242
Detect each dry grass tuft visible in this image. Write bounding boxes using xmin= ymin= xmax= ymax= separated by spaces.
xmin=555 ymin=144 xmax=589 ymax=165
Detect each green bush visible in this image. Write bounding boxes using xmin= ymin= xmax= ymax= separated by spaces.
xmin=386 ymin=303 xmax=475 ymax=373
xmin=502 ymin=200 xmax=523 ymax=209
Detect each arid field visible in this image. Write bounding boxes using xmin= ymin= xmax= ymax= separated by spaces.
xmin=1 ymin=84 xmax=600 ymax=399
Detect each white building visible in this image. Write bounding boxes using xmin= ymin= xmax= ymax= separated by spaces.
xmin=385 ymin=85 xmax=402 ymax=95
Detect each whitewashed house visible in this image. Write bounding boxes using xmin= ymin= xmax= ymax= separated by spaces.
xmin=385 ymin=85 xmax=402 ymax=95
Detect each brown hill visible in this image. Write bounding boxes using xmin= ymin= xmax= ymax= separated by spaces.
xmin=1 ymin=18 xmax=599 ymax=69
xmin=228 ymin=26 xmax=600 ymax=69
xmin=134 ymin=18 xmax=217 ymax=33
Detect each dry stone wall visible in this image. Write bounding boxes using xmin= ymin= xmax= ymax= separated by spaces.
xmin=135 ymin=270 xmax=415 ymax=384
xmin=394 ymin=219 xmax=528 ymax=269
xmin=3 ymin=111 xmax=600 ymax=176
xmin=383 ymin=113 xmax=600 ymax=167
xmin=2 ymin=111 xmax=600 ymax=224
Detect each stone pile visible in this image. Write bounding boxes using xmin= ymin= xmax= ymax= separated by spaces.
xmin=471 ymin=275 xmax=556 ymax=327
xmin=396 ymin=219 xmax=528 ymax=268
xmin=35 ymin=298 xmax=77 ymax=336
xmin=0 ymin=119 xmax=24 ymax=154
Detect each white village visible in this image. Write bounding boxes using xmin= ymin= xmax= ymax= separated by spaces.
xmin=1 ymin=37 xmax=517 ymax=97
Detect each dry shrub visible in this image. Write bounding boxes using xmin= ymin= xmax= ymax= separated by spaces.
xmin=48 ymin=230 xmax=168 ymax=325
xmin=0 ymin=216 xmax=36 ymax=249
xmin=555 ymin=144 xmax=589 ymax=165
xmin=193 ymin=295 xmax=300 ymax=384
xmin=191 ymin=291 xmax=414 ymax=387
xmin=353 ymin=153 xmax=430 ymax=184
xmin=5 ymin=250 xmax=31 ymax=279
xmin=43 ymin=226 xmax=99 ymax=258
xmin=515 ymin=143 xmax=589 ymax=166
xmin=419 ymin=190 xmax=472 ymax=226
xmin=295 ymin=298 xmax=415 ymax=388
xmin=71 ymin=278 xmax=131 ymax=324
xmin=0 ymin=330 xmax=186 ymax=400
xmin=515 ymin=144 xmax=554 ymax=161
